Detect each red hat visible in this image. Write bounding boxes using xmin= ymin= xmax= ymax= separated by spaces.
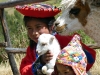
xmin=15 ymin=3 xmax=61 ymax=18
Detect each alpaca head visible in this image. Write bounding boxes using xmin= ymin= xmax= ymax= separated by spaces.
xmin=54 ymin=0 xmax=92 ymax=35
xmin=36 ymin=33 xmax=55 ymax=56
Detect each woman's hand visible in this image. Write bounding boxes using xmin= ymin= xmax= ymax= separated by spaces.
xmin=41 ymin=50 xmax=53 ymax=64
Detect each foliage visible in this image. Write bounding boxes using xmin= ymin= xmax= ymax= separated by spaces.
xmin=0 ymin=21 xmax=5 ymax=42
xmin=0 ymin=0 xmax=7 ymax=2
xmin=44 ymin=0 xmax=61 ymax=6
xmin=5 ymin=10 xmax=29 ymax=48
xmin=70 ymin=30 xmax=95 ymax=44
xmin=0 ymin=10 xmax=29 ymax=63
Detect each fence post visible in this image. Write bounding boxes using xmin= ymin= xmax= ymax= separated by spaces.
xmin=0 ymin=8 xmax=20 ymax=75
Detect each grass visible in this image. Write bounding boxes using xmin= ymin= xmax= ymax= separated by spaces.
xmin=90 ymin=50 xmax=100 ymax=75
xmin=0 ymin=0 xmax=8 ymax=2
xmin=0 ymin=54 xmax=25 ymax=75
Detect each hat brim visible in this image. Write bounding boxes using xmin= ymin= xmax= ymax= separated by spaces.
xmin=15 ymin=4 xmax=61 ymax=18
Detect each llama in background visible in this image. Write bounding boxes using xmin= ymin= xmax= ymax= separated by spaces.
xmin=54 ymin=0 xmax=100 ymax=46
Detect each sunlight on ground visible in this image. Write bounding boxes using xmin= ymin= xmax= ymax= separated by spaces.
xmin=0 ymin=60 xmax=13 ymax=75
xmin=90 ymin=50 xmax=100 ymax=75
xmin=0 ymin=54 xmax=24 ymax=75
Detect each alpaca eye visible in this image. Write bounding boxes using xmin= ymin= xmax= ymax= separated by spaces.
xmin=41 ymin=43 xmax=47 ymax=46
xmin=69 ymin=8 xmax=80 ymax=15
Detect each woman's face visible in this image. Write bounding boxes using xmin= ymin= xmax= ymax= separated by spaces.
xmin=56 ymin=64 xmax=75 ymax=75
xmin=26 ymin=20 xmax=51 ymax=43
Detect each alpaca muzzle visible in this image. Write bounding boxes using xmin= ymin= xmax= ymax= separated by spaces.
xmin=55 ymin=24 xmax=67 ymax=33
xmin=36 ymin=51 xmax=42 ymax=55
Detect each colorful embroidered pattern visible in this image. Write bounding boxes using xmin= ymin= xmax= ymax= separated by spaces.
xmin=16 ymin=3 xmax=53 ymax=10
xmin=30 ymin=3 xmax=53 ymax=9
xmin=56 ymin=34 xmax=87 ymax=75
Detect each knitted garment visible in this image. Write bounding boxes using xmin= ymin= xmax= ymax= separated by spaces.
xmin=56 ymin=34 xmax=87 ymax=75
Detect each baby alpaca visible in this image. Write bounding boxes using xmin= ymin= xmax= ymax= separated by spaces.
xmin=36 ymin=33 xmax=61 ymax=75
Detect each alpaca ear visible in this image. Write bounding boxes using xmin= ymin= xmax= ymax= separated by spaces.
xmin=81 ymin=0 xmax=86 ymax=5
xmin=49 ymin=37 xmax=54 ymax=44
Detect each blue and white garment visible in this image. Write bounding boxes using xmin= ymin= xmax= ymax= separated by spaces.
xmin=32 ymin=49 xmax=44 ymax=75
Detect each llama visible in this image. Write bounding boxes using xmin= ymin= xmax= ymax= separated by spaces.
xmin=54 ymin=0 xmax=100 ymax=47
xmin=36 ymin=33 xmax=61 ymax=75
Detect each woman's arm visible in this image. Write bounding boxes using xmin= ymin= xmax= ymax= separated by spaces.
xmin=20 ymin=47 xmax=36 ymax=75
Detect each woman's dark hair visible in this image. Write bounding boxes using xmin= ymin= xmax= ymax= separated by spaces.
xmin=23 ymin=16 xmax=55 ymax=49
